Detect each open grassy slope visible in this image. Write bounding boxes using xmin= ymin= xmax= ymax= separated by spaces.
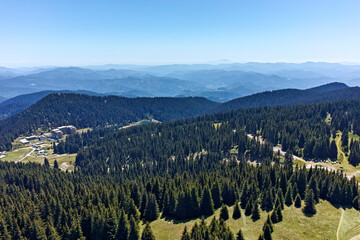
xmin=141 ymin=200 xmax=360 ymax=240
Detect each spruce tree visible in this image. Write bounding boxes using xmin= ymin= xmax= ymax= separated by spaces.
xmin=264 ymin=215 xmax=273 ymax=232
xmin=127 ymin=199 xmax=140 ymax=221
xmin=116 ymin=210 xmax=129 ymax=240
xmin=44 ymin=158 xmax=50 ymax=169
xmin=236 ymin=229 xmax=245 ymax=240
xmin=330 ymin=182 xmax=342 ymax=204
xmin=211 ymin=182 xmax=223 ymax=209
xmin=129 ymin=216 xmax=140 ymax=240
xmin=220 ymin=205 xmax=229 ymax=221
xmin=263 ymin=223 xmax=272 ymax=240
xmin=307 ymin=177 xmax=319 ymax=203
xmin=200 ymin=188 xmax=214 ymax=216
xmin=292 ymin=183 xmax=299 ymax=198
xmin=284 ymin=185 xmax=293 ymax=206
xmin=342 ymin=130 xmax=349 ymax=152
xmin=45 ymin=224 xmax=61 ymax=240
xmin=141 ymin=223 xmax=155 ymax=240
xmin=105 ymin=209 xmax=119 ymax=240
xmin=140 ymin=192 xmax=148 ymax=219
xmin=303 ymin=189 xmax=316 ymax=215
xmin=233 ymin=202 xmax=241 ymax=219
xmin=131 ymin=185 xmax=142 ymax=208
xmin=270 ymin=209 xmax=278 ymax=224
xmin=348 ymin=141 xmax=360 ymax=166
xmin=144 ymin=194 xmax=159 ymax=221
xmin=276 ymin=206 xmax=283 ymax=222
xmin=251 ymin=200 xmax=261 ymax=221
xmin=181 ymin=226 xmax=191 ymax=240
xmin=277 ymin=188 xmax=285 ymax=209
xmin=299 ymin=134 xmax=305 ymax=148
xmin=175 ymin=192 xmax=188 ymax=219
xmin=245 ymin=200 xmax=253 ymax=216
xmin=190 ymin=188 xmax=200 ymax=217
xmin=330 ymin=140 xmax=338 ymax=160
xmin=294 ymin=194 xmax=302 ymax=208
xmin=53 ymin=160 xmax=59 ymax=169
xmin=261 ymin=187 xmax=274 ymax=211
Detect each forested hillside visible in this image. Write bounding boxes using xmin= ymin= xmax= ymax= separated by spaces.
xmin=213 ymin=83 xmax=360 ymax=112
xmin=0 ymin=90 xmax=103 ymax=120
xmin=52 ymin=100 xmax=360 ymax=172
xmin=0 ymin=107 xmax=359 ymax=239
xmin=0 ymin=94 xmax=218 ymax=151
xmin=1 ymin=96 xmax=360 ymax=238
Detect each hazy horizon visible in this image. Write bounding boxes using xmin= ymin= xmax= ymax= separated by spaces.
xmin=3 ymin=60 xmax=360 ymax=69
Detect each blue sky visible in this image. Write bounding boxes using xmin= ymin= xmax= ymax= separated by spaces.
xmin=1 ymin=0 xmax=360 ymax=67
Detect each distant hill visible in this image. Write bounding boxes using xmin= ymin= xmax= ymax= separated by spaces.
xmin=306 ymin=82 xmax=348 ymax=92
xmin=0 ymin=96 xmax=6 ymax=103
xmin=0 ymin=90 xmax=104 ymax=120
xmin=176 ymin=89 xmax=245 ymax=103
xmin=0 ymin=94 xmax=218 ymax=151
xmin=213 ymin=82 xmax=356 ymax=112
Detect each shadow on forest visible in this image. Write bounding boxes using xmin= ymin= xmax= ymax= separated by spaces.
xmin=328 ymin=202 xmax=352 ymax=210
xmin=159 ymin=215 xmax=214 ymax=224
xmin=303 ymin=211 xmax=316 ymax=218
xmin=303 ymin=202 xmax=353 ymax=218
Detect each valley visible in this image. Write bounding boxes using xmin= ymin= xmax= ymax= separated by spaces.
xmin=2 ymin=1 xmax=360 ymax=239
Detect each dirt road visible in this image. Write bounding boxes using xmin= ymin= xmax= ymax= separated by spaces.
xmin=247 ymin=133 xmax=357 ymax=181
xmin=15 ymin=147 xmax=35 ymax=163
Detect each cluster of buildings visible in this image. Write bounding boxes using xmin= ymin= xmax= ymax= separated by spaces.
xmin=36 ymin=150 xmax=48 ymax=156
xmin=19 ymin=125 xmax=77 ymax=145
xmin=0 ymin=151 xmax=6 ymax=158
xmin=51 ymin=125 xmax=77 ymax=139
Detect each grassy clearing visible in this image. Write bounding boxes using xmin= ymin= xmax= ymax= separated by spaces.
xmin=331 ymin=131 xmax=360 ymax=175
xmin=213 ymin=123 xmax=222 ymax=129
xmin=335 ymin=131 xmax=346 ymax=163
xmin=272 ymin=201 xmax=339 ymax=240
xmin=339 ymin=207 xmax=360 ymax=240
xmin=23 ymin=149 xmax=76 ymax=171
xmin=1 ymin=148 xmax=32 ymax=162
xmin=142 ymin=201 xmax=360 ymax=240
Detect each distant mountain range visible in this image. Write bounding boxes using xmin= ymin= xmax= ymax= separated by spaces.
xmin=1 ymin=81 xmax=360 ymax=151
xmin=0 ymin=67 xmax=204 ymax=98
xmin=1 ymin=62 xmax=360 ymax=102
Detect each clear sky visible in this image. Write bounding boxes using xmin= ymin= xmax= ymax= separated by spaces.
xmin=1 ymin=0 xmax=360 ymax=67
